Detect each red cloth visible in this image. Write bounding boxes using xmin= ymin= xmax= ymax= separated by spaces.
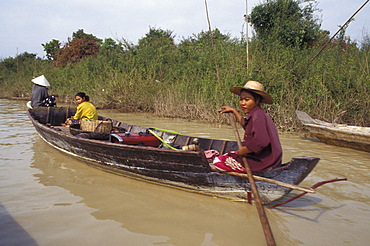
xmin=212 ymin=151 xmax=246 ymax=173
xmin=213 ymin=106 xmax=282 ymax=173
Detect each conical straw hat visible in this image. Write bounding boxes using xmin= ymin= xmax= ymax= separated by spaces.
xmin=31 ymin=75 xmax=50 ymax=87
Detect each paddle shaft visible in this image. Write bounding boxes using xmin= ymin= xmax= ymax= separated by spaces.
xmin=228 ymin=113 xmax=276 ymax=246
xmin=227 ymin=172 xmax=315 ymax=193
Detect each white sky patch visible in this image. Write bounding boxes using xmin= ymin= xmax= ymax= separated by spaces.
xmin=0 ymin=0 xmax=368 ymax=58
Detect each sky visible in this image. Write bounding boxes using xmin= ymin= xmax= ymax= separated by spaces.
xmin=0 ymin=0 xmax=369 ymax=59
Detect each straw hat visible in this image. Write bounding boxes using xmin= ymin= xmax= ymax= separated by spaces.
xmin=229 ymin=80 xmax=273 ymax=104
xmin=31 ymin=75 xmax=50 ymax=87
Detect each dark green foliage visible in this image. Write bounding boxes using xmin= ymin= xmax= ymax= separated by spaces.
xmin=249 ymin=0 xmax=324 ymax=48
xmin=42 ymin=39 xmax=61 ymax=60
xmin=134 ymin=27 xmax=178 ymax=81
xmin=0 ymin=52 xmax=44 ymax=97
xmin=100 ymin=38 xmax=122 ymax=54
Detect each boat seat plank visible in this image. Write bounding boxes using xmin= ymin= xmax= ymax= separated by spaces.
xmin=173 ymin=135 xmax=191 ymax=148
xmin=198 ymin=138 xmax=213 ymax=151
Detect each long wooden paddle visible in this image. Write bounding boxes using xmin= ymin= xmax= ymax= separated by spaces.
xmin=227 ymin=113 xmax=276 ymax=246
xmin=226 ymin=171 xmax=315 ymax=193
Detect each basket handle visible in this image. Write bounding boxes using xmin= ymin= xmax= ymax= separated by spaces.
xmin=94 ymin=121 xmax=104 ymax=131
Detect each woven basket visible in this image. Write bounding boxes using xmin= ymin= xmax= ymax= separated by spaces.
xmin=80 ymin=120 xmax=113 ymax=133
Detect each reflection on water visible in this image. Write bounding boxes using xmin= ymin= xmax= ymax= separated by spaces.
xmin=1 ymin=99 xmax=370 ymax=245
xmin=30 ymin=137 xmax=267 ymax=245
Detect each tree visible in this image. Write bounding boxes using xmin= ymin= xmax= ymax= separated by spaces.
xmin=100 ymin=38 xmax=123 ymax=55
xmin=249 ymin=0 xmax=324 ymax=48
xmin=15 ymin=52 xmax=37 ymax=61
xmin=70 ymin=29 xmax=102 ymax=43
xmin=187 ymin=29 xmax=231 ymax=44
xmin=0 ymin=52 xmax=38 ymax=79
xmin=137 ymin=27 xmax=175 ymax=48
xmin=134 ymin=27 xmax=178 ymax=80
xmin=42 ymin=39 xmax=61 ymax=60
xmin=54 ymin=29 xmax=102 ymax=66
xmin=178 ymin=29 xmax=240 ymax=69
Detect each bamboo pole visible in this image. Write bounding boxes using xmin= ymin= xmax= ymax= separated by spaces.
xmin=204 ymin=0 xmax=224 ymax=101
xmin=245 ymin=0 xmax=249 ymax=70
xmin=305 ymin=0 xmax=370 ymax=69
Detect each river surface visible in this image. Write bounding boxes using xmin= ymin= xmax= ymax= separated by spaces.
xmin=1 ymin=99 xmax=370 ymax=246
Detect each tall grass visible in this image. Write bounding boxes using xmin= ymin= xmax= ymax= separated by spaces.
xmin=0 ymin=30 xmax=369 ymax=129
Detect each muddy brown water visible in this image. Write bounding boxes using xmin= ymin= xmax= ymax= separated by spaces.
xmin=1 ymin=99 xmax=369 ymax=246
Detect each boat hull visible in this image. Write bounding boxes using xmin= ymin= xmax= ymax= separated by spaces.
xmin=296 ymin=110 xmax=370 ymax=152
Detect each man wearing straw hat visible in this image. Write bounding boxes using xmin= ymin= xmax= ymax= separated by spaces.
xmin=30 ymin=75 xmax=58 ymax=108
xmin=212 ymin=81 xmax=282 ymax=173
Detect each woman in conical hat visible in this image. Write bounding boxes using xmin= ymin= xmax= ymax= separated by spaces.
xmin=30 ymin=75 xmax=50 ymax=108
xmin=211 ymin=81 xmax=282 ymax=173
xmin=30 ymin=75 xmax=58 ymax=108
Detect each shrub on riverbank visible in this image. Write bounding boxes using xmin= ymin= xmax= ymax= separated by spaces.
xmin=1 ymin=28 xmax=369 ymax=129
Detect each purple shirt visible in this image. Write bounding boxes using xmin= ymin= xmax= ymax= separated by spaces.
xmin=241 ymin=106 xmax=282 ymax=172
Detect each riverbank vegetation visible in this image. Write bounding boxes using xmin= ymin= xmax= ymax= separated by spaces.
xmin=1 ymin=0 xmax=369 ymax=129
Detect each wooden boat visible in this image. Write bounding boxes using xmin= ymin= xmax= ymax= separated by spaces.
xmin=296 ymin=110 xmax=370 ymax=152
xmin=27 ymin=107 xmax=319 ymax=204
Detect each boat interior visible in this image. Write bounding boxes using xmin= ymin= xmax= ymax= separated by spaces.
xmin=29 ymin=107 xmax=239 ymax=155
